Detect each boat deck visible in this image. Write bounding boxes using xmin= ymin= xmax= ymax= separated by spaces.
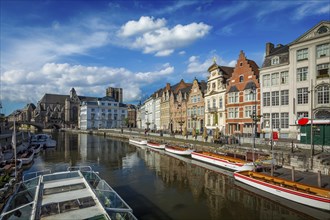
xmin=194 ymin=151 xmax=247 ymax=164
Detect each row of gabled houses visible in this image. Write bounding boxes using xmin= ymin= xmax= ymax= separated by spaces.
xmin=137 ymin=21 xmax=330 ymax=144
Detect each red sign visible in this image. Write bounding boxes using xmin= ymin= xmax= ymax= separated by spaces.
xmin=272 ymin=132 xmax=278 ymax=141
xmin=298 ymin=117 xmax=309 ymax=126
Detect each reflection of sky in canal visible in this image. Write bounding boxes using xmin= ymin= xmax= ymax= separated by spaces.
xmin=22 ymin=132 xmax=329 ymax=220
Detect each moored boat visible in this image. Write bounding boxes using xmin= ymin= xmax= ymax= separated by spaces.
xmin=191 ymin=151 xmax=255 ymax=171
xmin=165 ymin=145 xmax=194 ymax=156
xmin=17 ymin=149 xmax=35 ymax=165
xmin=147 ymin=141 xmax=166 ymax=149
xmin=129 ymin=137 xmax=148 ymax=145
xmin=30 ymin=133 xmax=57 ymax=148
xmin=234 ymin=170 xmax=330 ymax=211
xmin=0 ymin=166 xmax=137 ymax=219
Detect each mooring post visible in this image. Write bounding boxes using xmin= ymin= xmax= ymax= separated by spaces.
xmin=318 ymin=170 xmax=322 ymax=188
xmin=291 ymin=166 xmax=295 ymax=182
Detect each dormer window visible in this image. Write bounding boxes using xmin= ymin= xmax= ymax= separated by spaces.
xmin=271 ymin=56 xmax=279 ymax=65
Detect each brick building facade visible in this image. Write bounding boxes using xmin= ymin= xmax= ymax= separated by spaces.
xmin=226 ymin=51 xmax=260 ymax=136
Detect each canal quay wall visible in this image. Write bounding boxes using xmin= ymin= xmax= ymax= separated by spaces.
xmin=62 ymin=128 xmax=330 ymax=176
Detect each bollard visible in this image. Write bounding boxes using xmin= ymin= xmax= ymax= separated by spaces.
xmin=318 ymin=170 xmax=322 ymax=188
xmin=291 ymin=166 xmax=295 ymax=182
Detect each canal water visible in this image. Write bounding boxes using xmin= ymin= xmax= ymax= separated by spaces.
xmin=24 ymin=132 xmax=328 ymax=220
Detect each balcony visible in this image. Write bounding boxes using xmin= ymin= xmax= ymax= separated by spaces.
xmin=316 ymin=73 xmax=329 ymax=79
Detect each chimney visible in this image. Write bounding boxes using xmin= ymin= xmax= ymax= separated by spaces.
xmin=266 ymin=42 xmax=274 ymax=56
xmin=166 ymin=83 xmax=171 ymax=90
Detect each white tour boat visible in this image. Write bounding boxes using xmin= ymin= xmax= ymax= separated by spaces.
xmin=129 ymin=137 xmax=148 ymax=145
xmin=165 ymin=145 xmax=194 ymax=156
xmin=234 ymin=170 xmax=330 ymax=211
xmin=191 ymin=151 xmax=255 ymax=171
xmin=147 ymin=141 xmax=166 ymax=149
xmin=0 ymin=166 xmax=137 ymax=220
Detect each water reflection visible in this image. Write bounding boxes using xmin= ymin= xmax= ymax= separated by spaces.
xmin=25 ymin=133 xmax=328 ymax=220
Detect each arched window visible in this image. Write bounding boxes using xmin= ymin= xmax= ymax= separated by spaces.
xmin=239 ymin=75 xmax=244 ymax=82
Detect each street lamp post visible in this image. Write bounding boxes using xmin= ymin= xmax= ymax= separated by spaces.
xmin=250 ymin=86 xmax=257 ymax=164
xmin=310 ymin=79 xmax=314 ymax=169
xmin=177 ymin=103 xmax=184 ymax=134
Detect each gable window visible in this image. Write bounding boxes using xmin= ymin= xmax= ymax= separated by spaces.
xmin=297 ymin=48 xmax=308 ymax=61
xmin=239 ymin=75 xmax=244 ymax=82
xmin=297 ymin=87 xmax=308 ymax=104
xmin=317 ymin=63 xmax=329 ymax=78
xmin=317 ymin=85 xmax=330 ymax=104
xmin=280 ymin=71 xmax=288 ymax=84
xmin=297 ymin=67 xmax=308 ymax=81
xmin=317 ymin=26 xmax=329 ymax=34
xmin=317 ymin=43 xmax=329 ymax=58
xmin=271 ymin=56 xmax=279 ymax=65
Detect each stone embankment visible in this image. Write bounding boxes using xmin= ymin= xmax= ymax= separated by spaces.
xmin=64 ymin=128 xmax=330 ymax=176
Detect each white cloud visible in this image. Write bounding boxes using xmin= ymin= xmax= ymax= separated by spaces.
xmin=178 ymin=51 xmax=186 ymax=55
xmin=131 ymin=22 xmax=211 ymax=56
xmin=1 ymin=62 xmax=174 ymax=104
xmin=293 ymin=2 xmax=330 ymax=20
xmin=118 ymin=16 xmax=166 ymax=37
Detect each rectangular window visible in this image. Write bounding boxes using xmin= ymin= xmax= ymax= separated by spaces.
xmin=317 ymin=86 xmax=330 ymax=104
xmin=271 ymin=72 xmax=279 ymax=86
xmin=271 ymin=91 xmax=279 ymax=106
xmin=281 ymin=112 xmax=289 ymax=129
xmin=263 ymin=74 xmax=270 ymax=87
xmin=271 ymin=57 xmax=279 ymax=65
xmin=263 ymin=92 xmax=270 ymax=106
xmin=297 ymin=112 xmax=308 ymax=118
xmin=263 ymin=113 xmax=270 ymax=128
xmin=316 ymin=43 xmax=329 ymax=58
xmin=297 ymin=67 xmax=308 ymax=81
xmin=228 ymin=92 xmax=239 ymax=103
xmin=213 ymin=98 xmax=216 ymax=108
xmin=271 ymin=113 xmax=280 ymax=129
xmin=219 ymin=98 xmax=223 ymax=109
xmin=297 ymin=48 xmax=308 ymax=60
xmin=207 ymin=100 xmax=210 ymax=108
xmin=280 ymin=71 xmax=288 ymax=84
xmin=281 ymin=90 xmax=289 ymax=105
xmin=244 ymin=90 xmax=255 ymax=102
xmin=244 ymin=106 xmax=253 ymax=118
xmin=297 ymin=87 xmax=308 ymax=104
xmin=317 ymin=63 xmax=329 ymax=78
xmin=228 ymin=108 xmax=238 ymax=118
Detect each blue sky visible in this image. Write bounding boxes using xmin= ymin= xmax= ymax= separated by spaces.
xmin=0 ymin=0 xmax=329 ymax=116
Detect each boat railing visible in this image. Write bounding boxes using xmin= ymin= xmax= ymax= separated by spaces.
xmin=23 ymin=169 xmax=51 ymax=182
xmin=79 ymin=171 xmax=135 ymax=216
xmin=67 ymin=165 xmax=93 ymax=172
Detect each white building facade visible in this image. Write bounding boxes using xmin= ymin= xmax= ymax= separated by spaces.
xmin=204 ymin=61 xmax=233 ymax=134
xmin=79 ymin=97 xmax=127 ymax=130
xmin=260 ymin=21 xmax=330 ymax=139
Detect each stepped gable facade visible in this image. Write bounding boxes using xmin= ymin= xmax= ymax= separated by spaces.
xmin=226 ymin=51 xmax=260 ymax=136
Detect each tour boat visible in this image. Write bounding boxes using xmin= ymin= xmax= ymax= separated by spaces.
xmin=234 ymin=170 xmax=330 ymax=211
xmin=0 ymin=166 xmax=137 ymax=220
xmin=147 ymin=141 xmax=166 ymax=149
xmin=191 ymin=151 xmax=255 ymax=171
xmin=129 ymin=137 xmax=148 ymax=145
xmin=165 ymin=145 xmax=194 ymax=156
xmin=30 ymin=133 xmax=57 ymax=148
